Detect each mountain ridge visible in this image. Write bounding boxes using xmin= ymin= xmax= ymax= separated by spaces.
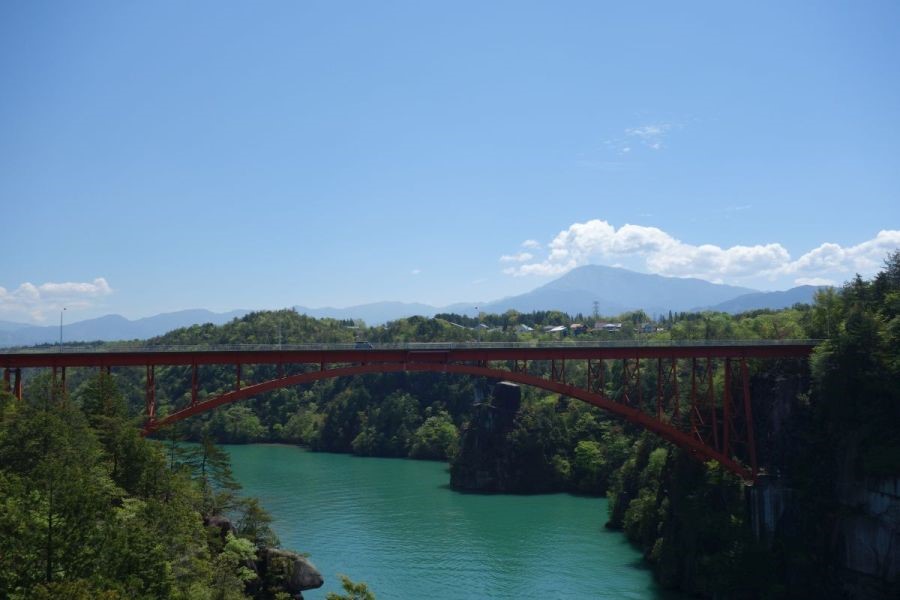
xmin=0 ymin=266 xmax=829 ymax=346
xmin=0 ymin=309 xmax=251 ymax=347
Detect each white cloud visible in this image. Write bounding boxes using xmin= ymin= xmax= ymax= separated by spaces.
xmin=795 ymin=277 xmax=836 ymax=286
xmin=521 ymin=239 xmax=541 ymax=249
xmin=601 ymin=123 xmax=677 ymax=157
xmin=500 ymin=219 xmax=900 ymax=287
xmin=0 ymin=277 xmax=112 ymax=321
xmin=627 ymin=124 xmax=670 ymax=139
xmin=626 ymin=123 xmax=673 ymax=150
xmin=499 ymin=252 xmax=534 ymax=263
xmin=781 ymin=231 xmax=900 ymax=278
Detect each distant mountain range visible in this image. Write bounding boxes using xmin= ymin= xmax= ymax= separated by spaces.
xmin=298 ymin=266 xmax=825 ymax=323
xmin=702 ymin=285 xmax=826 ymax=313
xmin=480 ymin=265 xmax=756 ymax=316
xmin=0 ymin=266 xmax=828 ymax=347
xmin=0 ymin=309 xmax=250 ymax=348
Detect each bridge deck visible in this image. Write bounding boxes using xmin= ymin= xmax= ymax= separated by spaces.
xmin=1 ymin=340 xmax=819 ymax=368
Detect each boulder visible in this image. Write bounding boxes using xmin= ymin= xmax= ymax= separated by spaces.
xmin=259 ymin=547 xmax=324 ymax=594
xmin=204 ymin=515 xmax=235 ymax=540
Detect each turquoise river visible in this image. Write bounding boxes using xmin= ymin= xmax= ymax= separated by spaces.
xmin=226 ymin=444 xmax=683 ymax=599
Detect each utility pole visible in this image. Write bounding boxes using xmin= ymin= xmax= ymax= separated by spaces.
xmin=59 ymin=307 xmax=66 ymax=352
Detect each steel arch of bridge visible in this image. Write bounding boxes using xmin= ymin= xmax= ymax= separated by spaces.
xmin=1 ymin=342 xmax=817 ymax=482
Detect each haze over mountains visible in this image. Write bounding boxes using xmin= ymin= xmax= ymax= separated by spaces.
xmin=0 ymin=266 xmax=826 ymax=347
xmin=0 ymin=309 xmax=250 ymax=348
xmin=296 ymin=266 xmax=824 ymax=323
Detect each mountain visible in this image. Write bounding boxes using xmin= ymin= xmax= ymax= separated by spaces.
xmin=0 ymin=320 xmax=32 ymax=333
xmin=293 ymin=266 xmax=826 ymax=324
xmin=480 ymin=265 xmax=757 ymax=317
xmin=0 ymin=267 xmax=826 ymax=347
xmin=705 ymin=285 xmax=827 ymax=313
xmin=0 ymin=309 xmax=251 ymax=347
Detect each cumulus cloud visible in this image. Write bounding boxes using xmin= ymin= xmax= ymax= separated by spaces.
xmin=500 ymin=219 xmax=900 ymax=287
xmin=521 ymin=239 xmax=541 ymax=249
xmin=782 ymin=231 xmax=900 ymax=278
xmin=0 ymin=277 xmax=112 ymax=321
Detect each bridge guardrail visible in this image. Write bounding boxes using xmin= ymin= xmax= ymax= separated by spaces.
xmin=0 ymin=339 xmax=824 ymax=354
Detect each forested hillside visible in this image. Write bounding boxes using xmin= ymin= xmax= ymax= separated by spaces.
xmin=0 ymin=373 xmax=331 ymax=599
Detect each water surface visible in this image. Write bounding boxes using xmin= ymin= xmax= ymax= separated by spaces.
xmin=227 ymin=444 xmax=679 ymax=599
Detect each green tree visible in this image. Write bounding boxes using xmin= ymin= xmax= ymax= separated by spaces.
xmin=326 ymin=575 xmax=376 ymax=600
xmin=409 ymin=411 xmax=459 ymax=460
xmin=236 ymin=497 xmax=279 ymax=548
xmin=572 ymin=440 xmax=605 ymax=493
xmin=179 ymin=433 xmax=242 ymax=515
xmin=210 ymin=532 xmax=258 ymax=600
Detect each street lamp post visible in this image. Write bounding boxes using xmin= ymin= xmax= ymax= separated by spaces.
xmin=59 ymin=307 xmax=66 ymax=352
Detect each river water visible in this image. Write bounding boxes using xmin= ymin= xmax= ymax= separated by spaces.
xmin=226 ymin=444 xmax=680 ymax=599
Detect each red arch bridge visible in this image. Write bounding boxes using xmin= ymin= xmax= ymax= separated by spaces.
xmin=1 ymin=341 xmax=817 ymax=482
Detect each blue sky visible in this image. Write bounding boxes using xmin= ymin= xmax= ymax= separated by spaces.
xmin=1 ymin=1 xmax=898 ymax=323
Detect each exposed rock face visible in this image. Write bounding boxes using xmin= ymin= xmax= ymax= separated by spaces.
xmin=258 ymin=547 xmax=324 ymax=597
xmin=204 ymin=515 xmax=235 ymax=540
xmin=833 ymin=467 xmax=900 ymax=598
xmin=748 ymin=474 xmax=791 ymax=542
xmin=449 ymin=384 xmax=520 ymax=492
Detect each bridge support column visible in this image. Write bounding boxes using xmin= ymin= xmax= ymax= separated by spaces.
xmin=61 ymin=366 xmax=66 ymax=396
xmin=551 ymin=359 xmax=566 ymax=384
xmin=742 ymin=358 xmax=758 ymax=478
xmin=14 ymin=369 xmax=21 ymax=400
xmin=708 ymin=358 xmax=719 ymax=452
xmin=657 ymin=359 xmax=663 ymax=420
xmin=191 ymin=363 xmax=199 ymax=405
xmin=670 ymin=358 xmax=680 ymax=422
xmin=145 ymin=365 xmax=156 ymax=423
xmin=3 ymin=368 xmax=9 ymax=393
xmin=723 ymin=358 xmax=731 ymax=458
xmin=621 ymin=358 xmax=642 ymax=407
xmin=587 ymin=359 xmax=604 ymax=394
xmin=689 ymin=358 xmax=710 ymax=443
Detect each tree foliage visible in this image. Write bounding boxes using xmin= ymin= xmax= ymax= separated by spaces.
xmin=0 ymin=374 xmax=300 ymax=599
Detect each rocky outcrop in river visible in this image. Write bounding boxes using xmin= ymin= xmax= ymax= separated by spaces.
xmin=205 ymin=515 xmax=324 ymax=599
xmin=256 ymin=548 xmax=324 ymax=599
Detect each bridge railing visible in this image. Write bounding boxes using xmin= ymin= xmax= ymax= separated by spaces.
xmin=0 ymin=339 xmax=824 ymax=354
